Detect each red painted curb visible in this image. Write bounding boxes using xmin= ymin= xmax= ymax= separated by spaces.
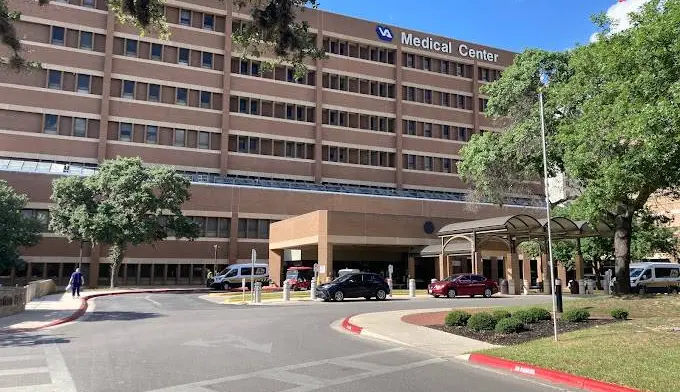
xmin=341 ymin=316 xmax=363 ymax=334
xmin=0 ymin=288 xmax=209 ymax=334
xmin=467 ymin=354 xmax=640 ymax=392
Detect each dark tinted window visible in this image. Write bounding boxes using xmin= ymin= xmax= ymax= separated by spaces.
xmin=471 ymin=275 xmax=486 ymax=282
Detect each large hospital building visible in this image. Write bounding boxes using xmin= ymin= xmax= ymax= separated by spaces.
xmin=0 ymin=0 xmax=542 ymax=288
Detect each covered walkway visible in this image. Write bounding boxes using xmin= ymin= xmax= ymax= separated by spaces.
xmin=431 ymin=214 xmax=613 ymax=294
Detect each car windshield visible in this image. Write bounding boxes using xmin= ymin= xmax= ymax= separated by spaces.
xmin=446 ymin=274 xmax=465 ymax=281
xmin=285 ymin=271 xmax=298 ymax=279
xmin=630 ymin=268 xmax=645 ymax=278
xmin=332 ymin=274 xmax=354 ymax=283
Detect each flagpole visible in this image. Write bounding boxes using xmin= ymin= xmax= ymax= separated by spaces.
xmin=539 ymin=89 xmax=559 ymax=342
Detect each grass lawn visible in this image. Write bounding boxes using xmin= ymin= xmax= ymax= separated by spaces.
xmin=391 ymin=289 xmax=428 ymax=296
xmin=480 ymin=295 xmax=680 ymax=392
xmin=219 ymin=290 xmax=311 ymax=302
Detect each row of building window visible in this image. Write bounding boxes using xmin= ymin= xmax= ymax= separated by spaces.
xmin=232 ymin=58 xmax=316 ymax=86
xmin=49 ymin=26 xmax=103 ymax=51
xmin=54 ymin=0 xmax=98 ymax=8
xmin=42 ymin=114 xmax=97 ymax=138
xmin=46 ymin=70 xmax=102 ymax=95
xmin=404 ymin=154 xmax=459 ymax=173
xmin=403 ymin=53 xmax=473 ymax=78
xmin=21 ymin=209 xmax=51 ymax=232
xmin=116 ymin=79 xmax=221 ymax=110
xmin=322 ymin=73 xmax=396 ymax=98
xmin=322 ymin=109 xmax=395 ymax=133
xmin=227 ymin=135 xmax=315 ymax=160
xmin=183 ymin=216 xmax=231 ymax=238
xmin=479 ymin=68 xmax=502 ymax=83
xmin=230 ymin=96 xmax=315 ymax=123
xmin=116 ymin=37 xmax=223 ymax=71
xmin=168 ymin=7 xmax=225 ymax=32
xmin=403 ymin=120 xmax=472 ymax=141
xmin=115 ymin=122 xmax=216 ymax=149
xmin=403 ymin=86 xmax=473 ymax=110
xmin=237 ymin=218 xmax=277 ymax=239
xmin=322 ymin=146 xmax=395 ymax=168
xmin=323 ymin=37 xmax=395 ymax=65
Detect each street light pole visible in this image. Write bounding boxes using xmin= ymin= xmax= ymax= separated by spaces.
xmin=539 ymin=90 xmax=559 ymax=342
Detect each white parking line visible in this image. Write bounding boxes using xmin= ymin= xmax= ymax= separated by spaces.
xmin=44 ymin=343 xmax=78 ymax=392
xmin=144 ymin=296 xmax=162 ymax=307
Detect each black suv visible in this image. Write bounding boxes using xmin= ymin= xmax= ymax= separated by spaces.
xmin=316 ymin=272 xmax=390 ymax=301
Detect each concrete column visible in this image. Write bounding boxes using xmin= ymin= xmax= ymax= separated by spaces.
xmin=42 ymin=263 xmax=48 ymax=279
xmin=150 ymin=263 xmax=156 ymax=285
xmin=202 ymin=264 xmax=207 ymax=282
xmin=26 ymin=262 xmax=32 ymax=281
xmin=219 ymin=0 xmax=233 ymax=174
xmin=318 ymin=242 xmax=334 ymax=282
xmin=437 ymin=254 xmax=446 ymax=280
xmin=542 ymin=254 xmax=552 ymax=294
xmin=505 ymin=252 xmax=521 ymax=295
xmin=558 ymin=263 xmax=567 ymax=287
xmin=57 ymin=263 xmax=64 ymax=286
xmin=522 ymin=255 xmax=532 ymax=291
xmin=229 ymin=211 xmax=239 ymax=264
xmin=407 ymin=256 xmax=416 ymax=280
xmin=163 ymin=264 xmax=168 ymax=285
xmin=268 ymin=249 xmax=284 ymax=286
xmin=313 ymin=13 xmax=324 ymax=183
xmin=136 ymin=263 xmax=142 ymax=286
xmin=490 ymin=257 xmax=498 ymax=280
xmin=473 ymin=251 xmax=483 ymax=275
xmin=175 ymin=264 xmax=180 ymax=285
xmin=575 ymin=238 xmax=585 ymax=281
xmin=10 ymin=267 xmax=16 ymax=286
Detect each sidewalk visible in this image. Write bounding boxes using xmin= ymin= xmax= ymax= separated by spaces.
xmin=0 ymin=286 xmax=209 ymax=332
xmin=342 ymin=309 xmax=498 ymax=357
xmin=202 ymin=292 xmax=435 ymax=305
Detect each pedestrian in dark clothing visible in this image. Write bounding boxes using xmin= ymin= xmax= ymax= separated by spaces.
xmin=69 ymin=268 xmax=85 ymax=298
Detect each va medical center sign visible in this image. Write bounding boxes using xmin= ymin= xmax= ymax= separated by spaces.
xmin=376 ymin=25 xmax=499 ymax=63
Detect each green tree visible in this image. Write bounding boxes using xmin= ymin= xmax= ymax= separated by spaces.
xmin=0 ymin=180 xmax=42 ymax=271
xmin=458 ymin=0 xmax=680 ymax=294
xmin=1 ymin=0 xmax=324 ymax=74
xmin=49 ymin=157 xmax=199 ymax=288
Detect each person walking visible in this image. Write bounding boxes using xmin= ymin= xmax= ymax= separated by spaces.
xmin=69 ymin=268 xmax=85 ymax=298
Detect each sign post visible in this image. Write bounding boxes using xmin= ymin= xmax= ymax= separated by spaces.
xmin=250 ymin=249 xmax=256 ymax=303
xmin=387 ymin=264 xmax=394 ymax=298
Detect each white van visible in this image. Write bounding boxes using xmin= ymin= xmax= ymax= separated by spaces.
xmin=210 ymin=263 xmax=269 ymax=290
xmin=629 ymin=262 xmax=680 ymax=294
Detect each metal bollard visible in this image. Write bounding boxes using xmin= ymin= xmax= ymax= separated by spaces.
xmin=387 ymin=278 xmax=393 ymax=298
xmin=555 ymin=279 xmax=563 ymax=313
xmin=283 ymin=280 xmax=290 ymax=301
xmin=254 ymin=282 xmax=262 ymax=303
xmin=431 ymin=278 xmax=437 ymax=284
xmin=310 ymin=280 xmax=317 ymax=300
xmin=408 ymin=279 xmax=416 ymax=298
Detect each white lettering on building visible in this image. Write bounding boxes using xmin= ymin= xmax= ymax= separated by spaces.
xmin=401 ymin=33 xmax=499 ymax=63
xmin=459 ymin=44 xmax=499 ymax=63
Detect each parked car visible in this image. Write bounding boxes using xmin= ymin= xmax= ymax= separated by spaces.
xmin=210 ymin=263 xmax=269 ymax=290
xmin=428 ymin=274 xmax=498 ymax=298
xmin=285 ymin=266 xmax=314 ymax=290
xmin=315 ymin=272 xmax=390 ymax=301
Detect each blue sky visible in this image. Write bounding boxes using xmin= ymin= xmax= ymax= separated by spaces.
xmin=319 ymin=0 xmax=619 ymax=52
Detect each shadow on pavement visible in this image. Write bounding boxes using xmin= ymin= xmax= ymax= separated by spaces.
xmin=83 ymin=311 xmax=164 ymax=322
xmin=0 ymin=332 xmax=71 ymax=347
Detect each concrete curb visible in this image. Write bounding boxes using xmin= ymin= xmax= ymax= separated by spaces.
xmin=463 ymin=354 xmax=640 ymax=392
xmin=341 ymin=316 xmax=363 ymax=334
xmin=0 ymin=288 xmax=209 ymax=334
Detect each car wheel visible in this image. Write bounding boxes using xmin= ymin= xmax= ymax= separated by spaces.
xmin=376 ymin=289 xmax=387 ymax=301
xmin=483 ymin=288 xmax=493 ymax=298
xmin=334 ymin=291 xmax=345 ymax=302
xmin=447 ymin=288 xmax=456 ymax=298
xmin=670 ymin=287 xmax=679 ymax=295
xmin=218 ymin=283 xmax=226 ymax=291
xmin=469 ymin=295 xmax=475 ymax=298
xmin=638 ymin=286 xmax=646 ymax=295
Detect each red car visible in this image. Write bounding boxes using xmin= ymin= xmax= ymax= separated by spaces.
xmin=428 ymin=274 xmax=498 ymax=298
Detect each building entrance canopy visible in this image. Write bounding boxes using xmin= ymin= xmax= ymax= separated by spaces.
xmin=421 ymin=214 xmax=613 ymax=295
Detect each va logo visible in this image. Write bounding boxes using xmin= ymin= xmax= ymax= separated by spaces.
xmin=376 ymin=25 xmax=393 ymax=42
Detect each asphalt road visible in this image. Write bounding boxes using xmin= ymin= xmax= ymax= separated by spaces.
xmin=0 ymin=294 xmax=583 ymax=392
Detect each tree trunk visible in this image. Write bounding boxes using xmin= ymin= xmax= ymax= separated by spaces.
xmin=613 ymin=209 xmax=633 ymax=294
xmin=109 ymin=243 xmax=125 ymax=289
